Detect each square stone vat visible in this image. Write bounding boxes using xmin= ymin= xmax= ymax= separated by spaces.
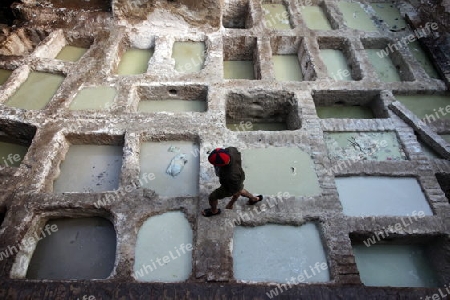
xmin=5 ymin=71 xmax=65 ymax=110
xmin=337 ymin=1 xmax=377 ymax=31
xmin=299 ymin=1 xmax=335 ymax=30
xmin=25 ymin=216 xmax=116 ymax=279
xmin=115 ymin=35 xmax=155 ymax=75
xmin=362 ymin=38 xmax=415 ymax=82
xmin=352 ymin=243 xmax=440 ymax=287
xmin=417 ymin=135 xmax=442 ymax=159
xmin=172 ymin=41 xmax=206 ymax=74
xmin=139 ymin=140 xmax=199 ymax=197
xmin=408 ymin=41 xmax=440 ymax=79
xmin=223 ymin=36 xmax=260 ymax=80
xmin=134 ymin=84 xmax=208 ymax=113
xmin=313 ymin=90 xmax=388 ymax=119
xmin=53 ymin=134 xmax=123 ymax=193
xmin=55 ymin=35 xmax=93 ymax=62
xmin=369 ymin=2 xmax=407 ymax=32
xmin=351 ymin=234 xmax=450 ymax=287
xmin=325 ymin=131 xmax=407 ymax=162
xmin=134 ymin=211 xmax=193 ymax=282
xmin=69 ymin=86 xmax=117 ymax=111
xmin=394 ymin=93 xmax=450 ymax=124
xmin=270 ymin=36 xmax=317 ymax=81
xmin=233 ymin=223 xmax=330 ymax=283
xmin=56 ymin=45 xmax=88 ymax=62
xmin=318 ymin=37 xmax=363 ymax=81
xmin=0 ymin=120 xmax=36 ymax=168
xmin=261 ymin=1 xmax=292 ymax=30
xmin=226 ymin=90 xmax=301 ymax=131
xmin=336 ymin=176 xmax=433 ymax=216
xmin=241 ymin=147 xmax=321 ymax=196
xmin=117 ymin=48 xmax=154 ymax=75
xmin=222 ymin=0 xmax=252 ymax=29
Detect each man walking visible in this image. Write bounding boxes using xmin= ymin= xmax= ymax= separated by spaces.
xmin=202 ymin=147 xmax=263 ymax=217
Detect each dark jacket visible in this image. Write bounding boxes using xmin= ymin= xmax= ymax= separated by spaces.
xmin=218 ymin=147 xmax=245 ymax=193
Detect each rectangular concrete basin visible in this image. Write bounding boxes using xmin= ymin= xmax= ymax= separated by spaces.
xmin=395 ymin=95 xmax=450 ymax=122
xmin=224 ymin=61 xmax=255 ymax=79
xmin=408 ymin=41 xmax=440 ymax=79
xmin=300 ymin=6 xmax=332 ymax=30
xmin=6 ymin=72 xmax=65 ymax=110
xmin=69 ymin=86 xmax=117 ymax=111
xmin=336 ymin=176 xmax=433 ymax=216
xmin=117 ymin=48 xmax=154 ymax=75
xmin=26 ymin=217 xmax=116 ymax=280
xmin=53 ymin=144 xmax=123 ymax=193
xmin=56 ymin=45 xmax=87 ymax=62
xmin=222 ymin=0 xmax=251 ymax=29
xmin=366 ymin=49 xmax=401 ymax=82
xmin=241 ymin=147 xmax=321 ymax=196
xmin=134 ymin=211 xmax=193 ymax=282
xmin=370 ymin=2 xmax=406 ymax=32
xmin=139 ymin=141 xmax=199 ymax=197
xmin=272 ymin=55 xmax=303 ymax=81
xmin=233 ymin=223 xmax=330 ymax=283
xmin=353 ymin=244 xmax=439 ymax=287
xmin=223 ymin=36 xmax=258 ymax=80
xmin=338 ymin=2 xmax=377 ymax=31
xmin=226 ymin=91 xmax=301 ymax=131
xmin=320 ymin=49 xmax=353 ymax=81
xmin=324 ymin=131 xmax=406 ymax=161
xmin=172 ymin=41 xmax=206 ymax=73
xmin=262 ymin=3 xmax=292 ymax=30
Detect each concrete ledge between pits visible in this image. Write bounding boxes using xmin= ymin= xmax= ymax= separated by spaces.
xmin=389 ymin=101 xmax=450 ymax=160
xmin=0 ymin=281 xmax=445 ymax=299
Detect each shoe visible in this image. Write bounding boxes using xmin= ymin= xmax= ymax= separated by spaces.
xmin=202 ymin=208 xmax=221 ymax=217
xmin=247 ymin=195 xmax=263 ymax=205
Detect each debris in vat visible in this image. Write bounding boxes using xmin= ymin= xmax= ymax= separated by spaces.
xmin=291 ymin=167 xmax=297 ymax=175
xmin=168 ymin=145 xmax=181 ymax=153
xmin=166 ymin=153 xmax=188 ymax=177
xmin=325 ymin=132 xmax=407 ymax=161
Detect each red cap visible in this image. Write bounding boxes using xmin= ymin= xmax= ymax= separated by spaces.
xmin=208 ymin=148 xmax=231 ymax=166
